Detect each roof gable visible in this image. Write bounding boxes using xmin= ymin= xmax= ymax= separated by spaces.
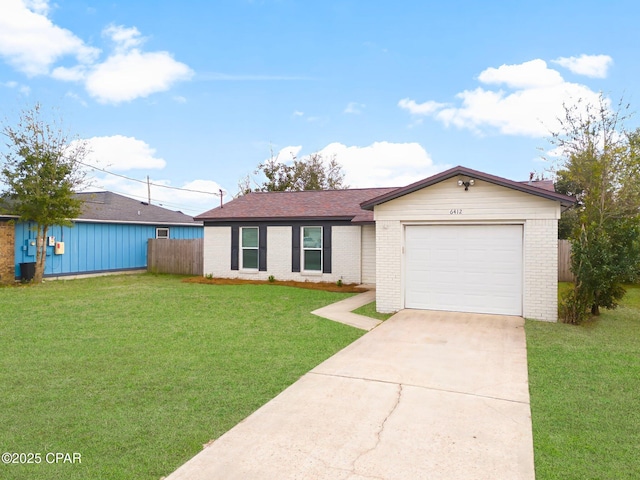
xmin=360 ymin=166 xmax=575 ymax=209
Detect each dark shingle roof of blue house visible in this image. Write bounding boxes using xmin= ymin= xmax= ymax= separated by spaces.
xmin=76 ymin=192 xmax=201 ymax=225
xmin=1 ymin=191 xmax=201 ymax=225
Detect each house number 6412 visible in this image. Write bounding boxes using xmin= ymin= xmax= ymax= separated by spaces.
xmin=450 ymin=209 xmax=462 ymax=215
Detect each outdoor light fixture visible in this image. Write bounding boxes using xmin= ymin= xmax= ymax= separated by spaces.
xmin=457 ymin=179 xmax=475 ymax=191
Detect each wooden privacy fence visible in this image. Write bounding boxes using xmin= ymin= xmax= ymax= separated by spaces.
xmin=148 ymin=238 xmax=203 ymax=276
xmin=558 ymin=239 xmax=575 ymax=282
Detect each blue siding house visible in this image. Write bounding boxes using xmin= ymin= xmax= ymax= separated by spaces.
xmin=13 ymin=191 xmax=203 ymax=279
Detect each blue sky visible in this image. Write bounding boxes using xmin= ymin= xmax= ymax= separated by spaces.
xmin=1 ymin=0 xmax=638 ymax=215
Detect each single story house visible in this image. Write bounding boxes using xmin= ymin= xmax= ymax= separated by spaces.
xmin=196 ymin=166 xmax=574 ymax=322
xmin=7 ymin=191 xmax=203 ymax=280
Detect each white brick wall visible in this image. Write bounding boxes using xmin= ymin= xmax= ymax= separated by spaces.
xmin=523 ymin=219 xmax=558 ymax=322
xmin=202 ymin=225 xmax=362 ymax=284
xmin=332 ymin=226 xmax=362 ymax=284
xmin=372 ymin=179 xmax=562 ymax=321
xmin=203 ymin=226 xmax=231 ymax=277
xmin=361 ymin=225 xmax=376 ymax=284
xmin=375 ymin=220 xmax=403 ymax=313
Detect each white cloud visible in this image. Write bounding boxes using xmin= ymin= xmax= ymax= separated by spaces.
xmin=274 ymin=145 xmax=302 ymax=161
xmin=24 ymin=0 xmax=49 ymax=15
xmin=0 ymin=2 xmax=193 ymax=103
xmin=82 ymin=135 xmax=167 ymax=171
xmin=64 ymin=91 xmax=87 ymax=106
xmin=398 ymin=98 xmax=446 ymax=115
xmin=344 ymin=102 xmax=365 ymax=114
xmin=85 ymin=175 xmax=225 ymax=216
xmin=85 ymin=50 xmax=193 ymax=104
xmin=399 ymin=58 xmax=604 ymax=137
xmin=263 ymin=142 xmax=447 ymax=188
xmin=51 ymin=65 xmax=87 ymax=82
xmin=77 ymin=134 xmax=224 ymax=215
xmin=552 ymin=54 xmax=613 ymax=78
xmin=477 ymin=59 xmax=564 ymax=89
xmin=103 ymin=24 xmax=145 ymax=52
xmin=2 ymin=79 xmax=30 ymax=95
xmin=317 ymin=141 xmax=449 ymax=188
xmin=0 ymin=0 xmax=99 ymax=76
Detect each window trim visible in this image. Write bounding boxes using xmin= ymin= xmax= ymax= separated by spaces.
xmin=156 ymin=227 xmax=170 ymax=239
xmin=240 ymin=226 xmax=259 ymax=271
xmin=301 ymin=226 xmax=323 ymax=273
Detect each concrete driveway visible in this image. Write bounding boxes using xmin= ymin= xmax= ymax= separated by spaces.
xmin=166 ymin=310 xmax=535 ymax=479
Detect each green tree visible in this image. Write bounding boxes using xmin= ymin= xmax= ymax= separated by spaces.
xmin=554 ymin=169 xmax=582 ymax=239
xmin=550 ymin=95 xmax=640 ymax=320
xmin=1 ymin=104 xmax=88 ymax=283
xmin=239 ymin=151 xmax=348 ymax=194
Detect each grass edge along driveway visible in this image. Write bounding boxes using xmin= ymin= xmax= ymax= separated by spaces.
xmin=0 ymin=274 xmax=364 ymax=480
xmin=525 ymin=284 xmax=640 ymax=480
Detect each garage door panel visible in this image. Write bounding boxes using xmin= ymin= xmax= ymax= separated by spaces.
xmin=405 ymin=225 xmax=522 ymax=316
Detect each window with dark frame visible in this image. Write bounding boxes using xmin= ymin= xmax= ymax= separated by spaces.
xmin=302 ymin=226 xmax=322 ymax=271
xmin=241 ymin=226 xmax=259 ymax=270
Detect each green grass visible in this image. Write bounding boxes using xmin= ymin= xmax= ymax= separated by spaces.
xmin=0 ymin=274 xmax=363 ymax=480
xmin=526 ymin=284 xmax=640 ymax=479
xmin=352 ymin=301 xmax=393 ymax=321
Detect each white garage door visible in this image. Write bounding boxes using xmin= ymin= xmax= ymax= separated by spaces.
xmin=405 ymin=225 xmax=523 ymax=316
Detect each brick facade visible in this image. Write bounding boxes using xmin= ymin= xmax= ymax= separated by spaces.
xmin=203 ymin=225 xmax=363 ymax=284
xmin=0 ymin=220 xmax=15 ymax=284
xmin=375 ymin=220 xmax=402 ymax=313
xmin=373 ymin=179 xmax=563 ymax=322
xmin=523 ymin=219 xmax=558 ymax=322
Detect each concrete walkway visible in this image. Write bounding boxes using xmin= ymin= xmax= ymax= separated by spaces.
xmin=165 ymin=306 xmax=535 ymax=479
xmin=311 ymin=289 xmax=381 ymax=330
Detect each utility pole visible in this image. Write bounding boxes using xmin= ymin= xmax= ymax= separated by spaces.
xmin=147 ymin=175 xmax=151 ymax=205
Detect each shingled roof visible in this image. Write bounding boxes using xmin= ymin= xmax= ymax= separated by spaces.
xmin=197 ymin=167 xmax=575 ymax=223
xmin=76 ymin=192 xmax=201 ymax=225
xmin=196 ymin=187 xmax=398 ymax=223
xmin=1 ymin=191 xmax=201 ymax=225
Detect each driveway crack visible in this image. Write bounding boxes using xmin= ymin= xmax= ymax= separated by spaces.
xmin=350 ymin=383 xmax=403 ymax=476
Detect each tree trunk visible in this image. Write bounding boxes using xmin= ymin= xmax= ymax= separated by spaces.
xmin=591 ymin=290 xmax=600 ymax=316
xmin=33 ymin=224 xmax=48 ymax=283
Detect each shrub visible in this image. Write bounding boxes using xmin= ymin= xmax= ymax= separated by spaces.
xmin=559 ymin=285 xmax=591 ymax=324
xmin=268 ymin=275 xmax=275 ymax=283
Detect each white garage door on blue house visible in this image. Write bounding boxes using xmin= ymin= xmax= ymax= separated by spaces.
xmin=404 ymin=224 xmax=523 ymax=316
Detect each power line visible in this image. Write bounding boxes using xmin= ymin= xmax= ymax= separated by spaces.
xmin=78 ymin=160 xmax=223 ymax=196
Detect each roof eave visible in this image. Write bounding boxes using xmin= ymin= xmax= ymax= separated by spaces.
xmin=360 ymin=165 xmax=576 ymax=209
xmin=201 ymin=215 xmax=356 ymax=223
xmin=73 ymin=218 xmax=203 ymax=226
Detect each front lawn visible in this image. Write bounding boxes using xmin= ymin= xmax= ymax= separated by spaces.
xmin=0 ymin=274 xmax=363 ymax=480
xmin=352 ymin=301 xmax=393 ymax=321
xmin=526 ymin=285 xmax=640 ymax=479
